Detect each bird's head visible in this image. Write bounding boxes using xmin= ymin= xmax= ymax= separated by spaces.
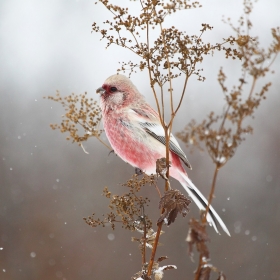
xmin=96 ymin=74 xmax=143 ymax=110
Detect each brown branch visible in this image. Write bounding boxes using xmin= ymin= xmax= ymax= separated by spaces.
xmin=173 ymin=74 xmax=190 ymax=120
xmin=142 ymin=209 xmax=146 ymax=265
xmin=160 ymin=82 xmax=165 ymax=122
xmin=159 ymin=22 xmax=174 ymax=116
xmin=146 ymin=23 xmax=164 ymax=127
xmin=194 ymin=254 xmax=204 ymax=280
xmin=267 ymin=52 xmax=279 ymax=69
xmin=147 ymin=221 xmax=163 ymax=276
xmin=95 ymin=135 xmax=112 ymax=151
xmin=248 ymin=76 xmax=257 ymax=99
xmin=156 ymin=21 xmax=173 ymax=185
xmin=203 ymin=164 xmax=220 ymax=225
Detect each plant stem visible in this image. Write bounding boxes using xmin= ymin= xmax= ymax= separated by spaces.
xmin=142 ymin=214 xmax=146 ymax=265
xmin=96 ymin=135 xmax=112 ymax=150
xmin=147 ymin=221 xmax=163 ymax=276
xmin=146 ymin=22 xmax=164 ymax=127
xmin=248 ymin=77 xmax=256 ymax=99
xmin=203 ymin=164 xmax=219 ymax=224
xmin=194 ymin=254 xmax=204 ymax=280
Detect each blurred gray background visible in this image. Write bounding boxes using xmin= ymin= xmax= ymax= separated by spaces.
xmin=0 ymin=0 xmax=280 ymax=279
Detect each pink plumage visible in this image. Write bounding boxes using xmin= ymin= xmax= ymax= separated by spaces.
xmin=97 ymin=74 xmax=230 ymax=236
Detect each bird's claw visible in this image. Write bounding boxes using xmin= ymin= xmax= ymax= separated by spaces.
xmin=135 ymin=168 xmax=143 ymax=175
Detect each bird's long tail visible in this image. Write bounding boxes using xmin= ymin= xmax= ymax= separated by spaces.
xmin=180 ymin=172 xmax=230 ymax=236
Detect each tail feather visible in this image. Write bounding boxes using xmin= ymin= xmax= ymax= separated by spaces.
xmin=180 ymin=173 xmax=231 ymax=236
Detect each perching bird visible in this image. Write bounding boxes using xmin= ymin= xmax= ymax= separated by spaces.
xmin=96 ymin=74 xmax=230 ymax=236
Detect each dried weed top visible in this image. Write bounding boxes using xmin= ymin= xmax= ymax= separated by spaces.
xmin=93 ymin=0 xmax=236 ymax=73
xmin=92 ymin=0 xmax=242 ymax=128
xmin=177 ymin=8 xmax=280 ymax=167
xmin=84 ymin=174 xmax=156 ymax=231
xmin=45 ymin=91 xmax=106 ymax=149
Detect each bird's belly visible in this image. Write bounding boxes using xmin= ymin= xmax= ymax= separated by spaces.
xmin=105 ymin=120 xmax=165 ymax=174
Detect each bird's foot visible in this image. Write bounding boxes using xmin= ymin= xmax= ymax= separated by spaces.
xmin=135 ymin=168 xmax=143 ymax=175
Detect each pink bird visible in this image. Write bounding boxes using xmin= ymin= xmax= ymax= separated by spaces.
xmin=96 ymin=74 xmax=230 ymax=236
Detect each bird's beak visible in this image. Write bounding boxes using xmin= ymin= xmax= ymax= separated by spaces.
xmin=96 ymin=87 xmax=106 ymax=95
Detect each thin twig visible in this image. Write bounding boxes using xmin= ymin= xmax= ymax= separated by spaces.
xmin=146 ymin=21 xmax=164 ymax=127
xmin=142 ymin=207 xmax=146 ymax=265
xmin=95 ymin=135 xmax=112 ymax=150
xmin=248 ymin=77 xmax=257 ymax=99
xmin=159 ymin=22 xmax=174 ymax=116
xmin=203 ymin=164 xmax=219 ymax=224
xmin=147 ymin=221 xmax=163 ymax=276
xmin=171 ymin=74 xmax=190 ymax=124
xmin=194 ymin=254 xmax=204 ymax=280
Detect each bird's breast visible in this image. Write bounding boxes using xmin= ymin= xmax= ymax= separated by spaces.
xmin=103 ymin=114 xmax=165 ymax=173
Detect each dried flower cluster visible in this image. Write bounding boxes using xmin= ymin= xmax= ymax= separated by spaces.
xmin=84 ymin=172 xmax=189 ymax=279
xmin=84 ymin=174 xmax=155 ymax=231
xmin=45 ymin=91 xmax=106 ymax=150
xmin=177 ymin=22 xmax=280 ymax=168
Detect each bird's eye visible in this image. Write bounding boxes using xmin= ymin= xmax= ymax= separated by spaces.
xmin=110 ymin=87 xmax=117 ymax=92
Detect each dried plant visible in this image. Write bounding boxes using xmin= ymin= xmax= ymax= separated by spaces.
xmin=45 ymin=91 xmax=107 ymax=151
xmin=46 ymin=0 xmax=279 ymax=279
xmin=157 ymin=189 xmax=191 ymax=226
xmin=84 ymin=174 xmax=155 ymax=231
xmin=176 ymin=2 xmax=280 ymax=225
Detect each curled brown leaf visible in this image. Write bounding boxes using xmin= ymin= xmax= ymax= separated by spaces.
xmin=158 ymin=189 xmax=191 ymax=226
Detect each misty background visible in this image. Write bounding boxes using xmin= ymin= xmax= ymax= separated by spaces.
xmin=0 ymin=0 xmax=280 ymax=279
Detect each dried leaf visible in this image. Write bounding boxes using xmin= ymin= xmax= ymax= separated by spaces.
xmin=145 ymin=229 xmax=164 ymax=248
xmin=153 ymin=263 xmax=177 ymax=280
xmin=154 ymin=269 xmax=163 ymax=280
xmin=157 ymin=256 xmax=168 ymax=263
xmin=199 ymin=265 xmax=211 ymax=280
xmin=160 ymin=265 xmax=177 ymax=271
xmin=156 ymin=158 xmax=171 ymax=181
xmin=186 ymin=218 xmax=210 ymax=259
xmin=158 ymin=189 xmax=191 ymax=226
xmin=217 ymin=272 xmax=227 ymax=280
xmin=188 ymin=218 xmax=209 ymax=241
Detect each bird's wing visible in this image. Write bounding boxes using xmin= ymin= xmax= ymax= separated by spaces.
xmin=129 ymin=108 xmax=192 ymax=169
